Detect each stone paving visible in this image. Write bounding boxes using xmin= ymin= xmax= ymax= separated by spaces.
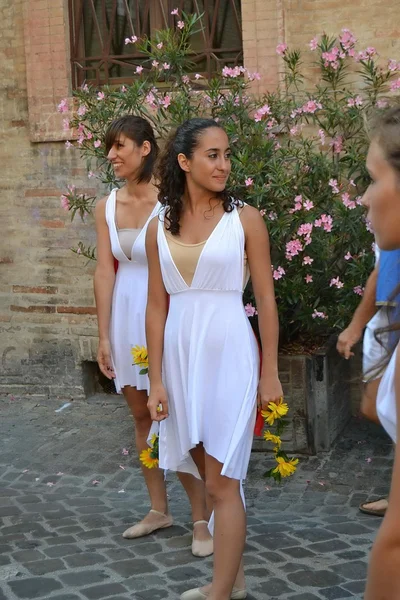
xmin=0 ymin=394 xmax=394 ymax=600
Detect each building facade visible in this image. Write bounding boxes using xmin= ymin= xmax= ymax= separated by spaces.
xmin=1 ymin=0 xmax=399 ymax=399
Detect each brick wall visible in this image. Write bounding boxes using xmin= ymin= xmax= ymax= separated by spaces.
xmin=1 ymin=0 xmax=397 ymax=400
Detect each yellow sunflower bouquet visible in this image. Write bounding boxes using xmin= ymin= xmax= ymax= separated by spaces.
xmin=261 ymin=397 xmax=298 ymax=482
xmin=131 ymin=345 xmax=149 ymax=375
xmin=140 ymin=433 xmax=159 ymax=469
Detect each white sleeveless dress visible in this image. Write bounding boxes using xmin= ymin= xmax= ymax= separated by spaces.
xmin=377 ymin=344 xmax=398 ymax=443
xmin=105 ymin=189 xmax=161 ymax=393
xmin=157 ymin=204 xmax=259 ymax=481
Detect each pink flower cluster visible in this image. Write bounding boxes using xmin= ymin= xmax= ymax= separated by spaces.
xmin=285 ymin=239 xmax=303 ymax=260
xmin=339 ymin=29 xmax=357 ymax=52
xmin=289 ymin=195 xmax=314 ymax=213
xmin=297 ymin=223 xmax=313 ymax=245
xmin=388 ymin=59 xmax=400 ymax=72
xmin=312 ymin=310 xmax=327 ymax=319
xmin=330 ymin=135 xmax=343 ymax=154
xmin=329 ymin=179 xmax=340 ymax=194
xmin=357 ymin=47 xmax=377 ymax=61
xmin=273 ymin=266 xmax=286 ymax=280
xmin=254 ymin=104 xmax=271 ymax=122
xmin=390 ymin=78 xmax=400 ymax=92
xmin=322 ymin=47 xmax=344 ymax=70
xmin=353 ymin=285 xmax=364 ymax=296
xmin=314 ymin=214 xmax=333 ymax=232
xmin=341 ymin=192 xmax=357 ymax=210
xmin=60 ymin=195 xmax=70 ymax=211
xmin=124 ymin=35 xmax=138 ymax=45
xmin=302 ymin=100 xmax=322 ymax=114
xmin=330 ymin=277 xmax=344 ymax=289
xmin=222 ymin=66 xmax=245 ymax=78
xmin=276 ymin=43 xmax=287 ymax=56
xmin=57 ymin=99 xmax=68 ymax=113
xmin=244 ymin=303 xmax=257 ymax=317
xmin=347 ymin=96 xmax=363 ymax=107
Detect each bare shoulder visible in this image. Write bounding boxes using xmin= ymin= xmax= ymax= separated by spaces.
xmin=239 ymin=203 xmax=268 ymax=234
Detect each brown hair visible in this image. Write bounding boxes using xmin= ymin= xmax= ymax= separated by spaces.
xmin=105 ymin=115 xmax=158 ymax=184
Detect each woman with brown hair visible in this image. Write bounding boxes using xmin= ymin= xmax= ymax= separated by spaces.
xmin=361 ymin=106 xmax=400 ymax=598
xmin=94 ymin=115 xmax=212 ymax=555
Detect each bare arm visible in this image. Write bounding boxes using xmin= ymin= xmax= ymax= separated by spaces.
xmin=337 ymin=265 xmax=378 ymax=359
xmin=94 ymin=197 xmax=116 ymax=378
xmin=241 ymin=206 xmax=283 ymax=407
xmin=145 ymin=218 xmax=169 ymax=420
xmin=364 ymin=345 xmax=400 ymax=599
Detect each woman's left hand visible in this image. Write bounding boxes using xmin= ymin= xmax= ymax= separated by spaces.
xmin=257 ymin=374 xmax=284 ymax=411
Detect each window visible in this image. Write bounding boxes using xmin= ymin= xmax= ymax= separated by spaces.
xmin=68 ymin=0 xmax=243 ymax=87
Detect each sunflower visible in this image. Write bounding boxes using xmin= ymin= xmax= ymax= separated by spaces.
xmin=131 ymin=345 xmax=149 ymax=368
xmin=140 ymin=447 xmax=159 ymax=469
xmin=272 ymin=456 xmax=299 ymax=478
xmin=263 ymin=430 xmax=282 ymax=451
xmin=261 ymin=397 xmax=289 ymax=426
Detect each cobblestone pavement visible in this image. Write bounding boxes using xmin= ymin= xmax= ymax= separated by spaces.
xmin=0 ymin=394 xmax=394 ymax=600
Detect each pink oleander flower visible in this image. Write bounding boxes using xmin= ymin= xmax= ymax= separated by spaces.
xmin=254 ymin=104 xmax=271 ymax=122
xmin=182 ymin=75 xmax=190 ymax=84
xmin=388 ymin=59 xmax=400 ymax=72
xmin=245 ymin=178 xmax=254 ymax=187
xmin=273 ymin=266 xmax=286 ymax=280
xmin=366 ymin=220 xmax=374 ymax=233
xmin=314 ymin=214 xmax=333 ymax=232
xmin=322 ymin=47 xmax=340 ymax=69
xmin=259 ymin=209 xmax=266 ymax=217
xmin=305 ymin=274 xmax=313 ymax=283
xmin=77 ymin=135 xmax=84 ymax=146
xmin=152 ymin=60 xmax=159 ymax=68
xmin=60 ymin=195 xmax=70 ymax=211
xmin=268 ymin=211 xmax=277 ymax=221
xmin=177 ymin=20 xmax=184 ymax=29
xmin=354 ymin=285 xmax=364 ymax=296
xmin=312 ymin=309 xmax=327 ymax=319
xmin=290 ymin=126 xmax=300 ymax=136
xmin=136 ymin=66 xmax=144 ymax=74
xmin=97 ymin=91 xmax=105 ymax=100
xmin=318 ymin=129 xmax=326 ymax=145
xmin=194 ymin=73 xmax=203 ymax=80
xmin=65 ymin=141 xmax=73 ymax=149
xmin=302 ymin=100 xmax=322 ymax=114
xmin=57 ymin=99 xmax=68 ymax=113
xmin=86 ymin=131 xmax=92 ymax=140
xmin=349 ymin=179 xmax=356 ymax=187
xmin=247 ymin=71 xmax=261 ymax=81
xmin=329 ymin=179 xmax=339 ymax=194
xmin=347 ymin=95 xmax=363 ymax=108
xmin=331 ymin=135 xmax=343 ymax=154
xmin=171 ymin=8 xmax=179 ymax=15
xmin=63 ymin=118 xmax=70 ymax=131
xmin=297 ymin=223 xmax=313 ymax=237
xmin=81 ymin=83 xmax=89 ymax=92
xmin=120 ymin=85 xmax=127 ymax=92
xmin=390 ymin=78 xmax=400 ymax=92
xmin=88 ymin=171 xmax=95 ymax=179
xmin=355 ymin=195 xmax=363 ymax=205
xmin=303 ymin=256 xmax=314 ymax=265
xmin=77 ymin=104 xmax=86 ymax=117
xmin=309 ymin=37 xmax=318 ymax=51
xmin=376 ymin=99 xmax=388 ymax=108
xmin=162 ymin=63 xmax=171 ymax=70
xmin=341 ymin=193 xmax=357 ymax=209
xmin=344 ymin=252 xmax=353 ymax=261
xmin=357 ymin=47 xmax=377 ymax=61
xmin=303 ymin=200 xmax=314 ymax=211
xmin=285 ymin=239 xmax=303 ymax=260
xmin=276 ymin=43 xmax=287 ymax=56
xmin=162 ymin=95 xmax=171 ymax=108
xmin=94 ymin=140 xmax=101 ymax=148
xmin=339 ymin=29 xmax=357 ymax=52
xmin=124 ymin=35 xmax=138 ymax=45
xmin=244 ymin=303 xmax=257 ymax=317
xmin=157 ymin=42 xmax=163 ymax=49
xmin=330 ymin=277 xmax=344 ymax=289
xmin=222 ymin=66 xmax=244 ymax=78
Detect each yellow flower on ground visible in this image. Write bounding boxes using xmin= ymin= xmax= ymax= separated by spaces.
xmin=131 ymin=345 xmax=148 ymax=368
xmin=261 ymin=397 xmax=289 ymax=426
xmin=140 ymin=447 xmax=159 ymax=469
xmin=263 ymin=430 xmax=282 ymax=451
xmin=272 ymin=456 xmax=299 ymax=478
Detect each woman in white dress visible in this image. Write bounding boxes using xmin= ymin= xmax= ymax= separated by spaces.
xmin=94 ymin=115 xmax=212 ymax=555
xmin=362 ymin=107 xmax=400 ymax=599
xmin=146 ymin=118 xmax=283 ymax=600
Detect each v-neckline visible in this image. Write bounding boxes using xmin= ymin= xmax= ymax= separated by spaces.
xmin=113 ymin=190 xmax=158 ymax=261
xmin=161 ymin=210 xmax=228 ymax=289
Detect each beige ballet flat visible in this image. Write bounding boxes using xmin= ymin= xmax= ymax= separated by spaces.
xmin=122 ymin=509 xmax=173 ymax=539
xmin=180 ymin=587 xmax=247 ymax=600
xmin=191 ymin=520 xmax=213 ymax=557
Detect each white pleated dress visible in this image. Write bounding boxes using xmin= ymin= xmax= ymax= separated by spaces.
xmin=105 ymin=189 xmax=160 ymax=394
xmin=157 ymin=204 xmax=260 ymax=481
xmin=377 ymin=344 xmax=398 ymax=443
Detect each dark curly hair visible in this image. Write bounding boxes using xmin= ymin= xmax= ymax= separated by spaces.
xmin=156 ymin=118 xmax=237 ymax=235
xmin=105 ymin=115 xmax=158 ymax=184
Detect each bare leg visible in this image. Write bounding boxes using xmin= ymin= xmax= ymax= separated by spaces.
xmin=188 ymin=447 xmax=246 ymax=599
xmin=360 ymin=377 xmax=382 ymax=424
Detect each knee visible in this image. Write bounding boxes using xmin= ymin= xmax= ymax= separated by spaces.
xmin=205 ymin=477 xmax=230 ymax=504
xmin=132 ymin=407 xmax=152 ymax=434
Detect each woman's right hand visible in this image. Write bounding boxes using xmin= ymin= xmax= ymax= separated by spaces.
xmin=148 ymin=383 xmax=169 ymax=421
xmin=97 ymin=339 xmax=116 ymax=379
